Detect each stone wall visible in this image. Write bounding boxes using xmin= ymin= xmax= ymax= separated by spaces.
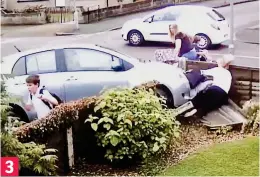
xmin=5 ymin=0 xmax=134 ymax=11
xmin=81 ymin=0 xmax=173 ymax=24
xmin=1 ymin=12 xmax=47 ymax=25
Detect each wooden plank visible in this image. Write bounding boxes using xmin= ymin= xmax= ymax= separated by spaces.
xmin=233 ymin=85 xmax=250 ymax=90
xmin=235 ymin=81 xmax=250 ymax=85
xmin=220 ymin=105 xmax=247 ymax=123
xmin=67 ymin=127 xmax=74 ymax=169
xmin=236 ymin=90 xmax=250 ymax=95
xmin=252 ymin=91 xmax=260 ymax=96
xmin=252 ymin=82 xmax=259 ymax=87
xmin=228 ymin=99 xmax=247 ymax=117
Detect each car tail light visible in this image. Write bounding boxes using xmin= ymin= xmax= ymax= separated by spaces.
xmin=211 ymin=24 xmax=220 ymax=30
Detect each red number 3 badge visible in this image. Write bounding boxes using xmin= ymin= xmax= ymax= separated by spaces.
xmin=1 ymin=157 xmax=19 ymax=176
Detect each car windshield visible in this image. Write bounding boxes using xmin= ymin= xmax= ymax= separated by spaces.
xmin=207 ymin=9 xmax=225 ymax=21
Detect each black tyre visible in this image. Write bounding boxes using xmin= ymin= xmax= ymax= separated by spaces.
xmin=128 ymin=30 xmax=144 ymax=46
xmin=10 ymin=104 xmax=30 ymax=123
xmin=156 ymin=86 xmax=174 ymax=108
xmin=196 ymin=33 xmax=212 ymax=50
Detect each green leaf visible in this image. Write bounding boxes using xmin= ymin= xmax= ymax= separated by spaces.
xmin=152 ymin=143 xmax=160 ymax=152
xmin=117 ymin=127 xmax=124 ymax=132
xmin=94 ymin=105 xmax=100 ymax=112
xmin=84 ymin=119 xmax=92 ymax=123
xmin=104 ymin=117 xmax=114 ymax=124
xmin=97 ymin=118 xmax=104 ymax=125
xmin=44 ymin=148 xmax=58 ymax=153
xmin=110 ymin=130 xmax=120 ymax=136
xmin=103 ymin=123 xmax=111 ymax=130
xmin=110 ymin=136 xmax=119 ymax=146
xmin=100 ymin=101 xmax=106 ymax=108
xmin=125 ymin=119 xmax=132 ymax=128
xmin=108 ymin=155 xmax=113 ymax=160
xmin=174 ymin=130 xmax=180 ymax=138
xmin=91 ymin=123 xmax=98 ymax=131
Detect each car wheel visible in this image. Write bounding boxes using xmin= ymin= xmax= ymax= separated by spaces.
xmin=196 ymin=33 xmax=212 ymax=50
xmin=156 ymin=86 xmax=174 ymax=108
xmin=128 ymin=30 xmax=144 ymax=46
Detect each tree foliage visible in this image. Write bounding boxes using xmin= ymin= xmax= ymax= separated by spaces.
xmin=242 ymin=99 xmax=260 ymax=135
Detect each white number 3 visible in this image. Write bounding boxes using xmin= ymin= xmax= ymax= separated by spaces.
xmin=5 ymin=160 xmax=14 ymax=174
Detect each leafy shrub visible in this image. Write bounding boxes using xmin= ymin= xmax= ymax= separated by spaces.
xmin=85 ymin=87 xmax=180 ymax=162
xmin=0 ymin=82 xmax=58 ymax=175
xmin=242 ymin=99 xmax=260 ymax=135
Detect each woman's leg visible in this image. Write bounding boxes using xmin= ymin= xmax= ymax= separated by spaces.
xmin=182 ymin=49 xmax=198 ymax=61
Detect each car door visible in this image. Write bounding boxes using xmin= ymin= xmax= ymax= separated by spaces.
xmin=8 ymin=49 xmax=66 ymax=104
xmin=141 ymin=10 xmax=180 ymax=42
xmin=62 ymin=48 xmax=129 ymax=102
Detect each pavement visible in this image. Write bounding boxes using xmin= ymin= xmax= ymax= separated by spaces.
xmin=1 ymin=0 xmax=258 ymax=37
xmin=236 ymin=23 xmax=259 ymax=44
xmin=1 ymin=22 xmax=77 ymax=37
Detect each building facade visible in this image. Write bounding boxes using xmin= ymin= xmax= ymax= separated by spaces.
xmin=3 ymin=0 xmax=134 ymax=11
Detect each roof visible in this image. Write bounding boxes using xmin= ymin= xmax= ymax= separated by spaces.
xmin=1 ymin=43 xmax=137 ymax=75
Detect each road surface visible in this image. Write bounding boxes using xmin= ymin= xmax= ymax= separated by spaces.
xmin=1 ymin=1 xmax=259 ymax=68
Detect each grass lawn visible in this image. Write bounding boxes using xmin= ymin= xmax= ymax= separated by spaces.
xmin=161 ymin=136 xmax=259 ymax=176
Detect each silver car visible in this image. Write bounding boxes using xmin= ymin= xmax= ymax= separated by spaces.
xmin=1 ymin=44 xmax=190 ymax=122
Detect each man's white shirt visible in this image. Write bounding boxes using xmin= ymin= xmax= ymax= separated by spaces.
xmin=201 ymin=67 xmax=232 ymax=94
xmin=27 ymin=87 xmax=56 ymax=119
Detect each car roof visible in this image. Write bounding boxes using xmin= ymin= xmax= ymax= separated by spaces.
xmin=1 ymin=43 xmax=138 ymax=74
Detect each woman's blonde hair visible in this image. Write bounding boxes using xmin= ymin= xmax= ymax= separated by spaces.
xmin=168 ymin=24 xmax=178 ymax=43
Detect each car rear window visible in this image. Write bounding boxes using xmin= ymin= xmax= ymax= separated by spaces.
xmin=207 ymin=9 xmax=225 ymax=21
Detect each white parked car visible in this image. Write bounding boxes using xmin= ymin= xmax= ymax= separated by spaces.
xmin=1 ymin=44 xmax=191 ymax=122
xmin=121 ymin=5 xmax=230 ymax=49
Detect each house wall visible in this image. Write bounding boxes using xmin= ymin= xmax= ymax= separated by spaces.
xmin=5 ymin=0 xmax=134 ymax=11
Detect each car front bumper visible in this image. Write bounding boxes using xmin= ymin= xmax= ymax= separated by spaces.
xmin=121 ymin=28 xmax=128 ymax=41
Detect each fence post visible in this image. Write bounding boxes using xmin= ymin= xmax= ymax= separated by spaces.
xmin=97 ymin=5 xmax=100 ymax=21
xmin=67 ymin=127 xmax=74 ymax=169
xmin=87 ymin=7 xmax=89 ymax=24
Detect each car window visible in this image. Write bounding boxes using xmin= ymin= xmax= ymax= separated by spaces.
xmin=12 ymin=57 xmax=26 ymax=76
xmin=207 ymin=9 xmax=225 ymax=21
xmin=153 ymin=13 xmax=165 ymax=22
xmin=64 ymin=49 xmax=114 ymax=71
xmin=153 ymin=11 xmax=180 ymax=22
xmin=26 ymin=50 xmax=57 ymax=74
xmin=162 ymin=11 xmax=179 ymax=21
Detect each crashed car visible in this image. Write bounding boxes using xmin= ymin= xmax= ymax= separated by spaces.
xmin=1 ymin=44 xmax=193 ymax=122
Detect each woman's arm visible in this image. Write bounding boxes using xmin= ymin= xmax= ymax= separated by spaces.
xmin=174 ymin=39 xmax=182 ymax=56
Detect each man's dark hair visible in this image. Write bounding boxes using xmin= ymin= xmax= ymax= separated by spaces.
xmin=26 ymin=75 xmax=40 ymax=85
